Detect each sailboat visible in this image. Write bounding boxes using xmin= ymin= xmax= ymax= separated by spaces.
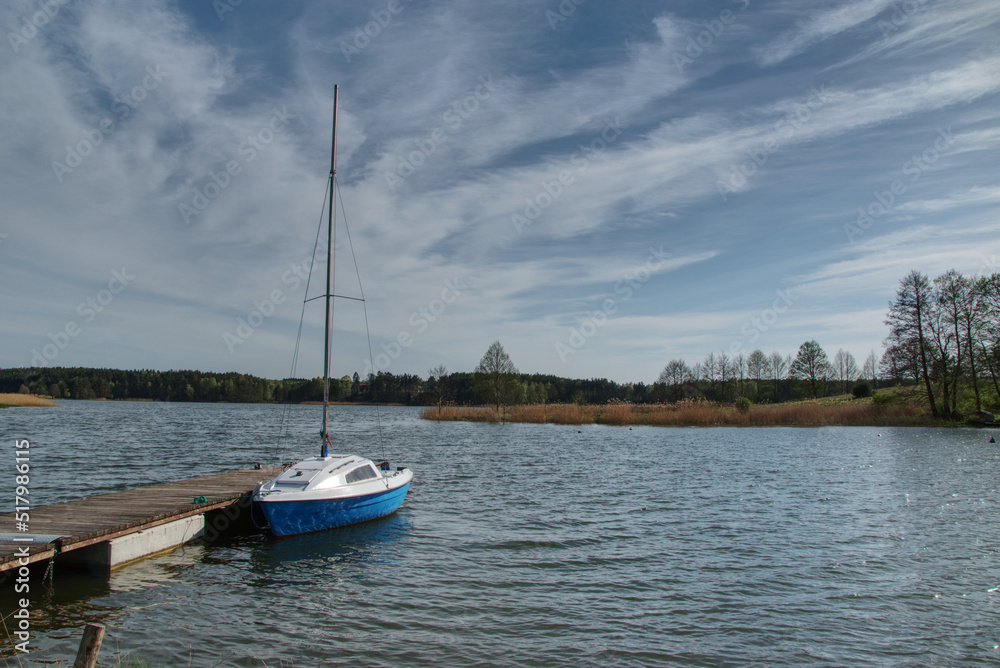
xmin=253 ymin=86 xmax=413 ymax=537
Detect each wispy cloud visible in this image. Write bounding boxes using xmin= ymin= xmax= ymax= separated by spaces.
xmin=755 ymin=0 xmax=896 ymax=66
xmin=897 ymin=185 xmax=1000 ymax=213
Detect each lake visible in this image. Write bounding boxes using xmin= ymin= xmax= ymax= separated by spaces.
xmin=2 ymin=401 xmax=999 ymax=666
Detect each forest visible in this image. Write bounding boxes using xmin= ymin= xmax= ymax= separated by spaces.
xmin=0 ymin=366 xmax=652 ymax=407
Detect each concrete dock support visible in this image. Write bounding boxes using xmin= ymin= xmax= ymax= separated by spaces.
xmin=61 ymin=515 xmax=206 ymax=576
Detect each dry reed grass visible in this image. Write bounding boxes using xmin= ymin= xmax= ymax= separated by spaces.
xmin=420 ymin=406 xmax=500 ymax=422
xmin=0 ymin=393 xmax=57 ymax=407
xmin=421 ymin=399 xmax=929 ymax=427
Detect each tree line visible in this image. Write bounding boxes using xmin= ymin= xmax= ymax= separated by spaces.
xmin=651 ymin=268 xmax=1000 ymax=417
xmin=0 ymin=365 xmax=652 ymax=407
xmin=654 ymin=342 xmax=879 ymax=404
xmin=882 ymin=269 xmax=1000 ymax=418
xmin=1 ymin=367 xmax=326 ymax=403
xmin=7 ymin=268 xmax=997 ymax=417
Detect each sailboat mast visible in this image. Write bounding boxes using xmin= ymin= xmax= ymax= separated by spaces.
xmin=322 ymin=85 xmax=338 ymax=458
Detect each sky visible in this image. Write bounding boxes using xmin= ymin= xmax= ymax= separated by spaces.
xmin=1 ymin=0 xmax=999 ymax=384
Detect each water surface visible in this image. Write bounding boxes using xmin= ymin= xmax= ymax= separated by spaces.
xmin=2 ymin=402 xmax=999 ymax=666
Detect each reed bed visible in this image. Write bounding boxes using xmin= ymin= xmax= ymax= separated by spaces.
xmin=0 ymin=392 xmax=57 ymax=407
xmin=421 ymin=400 xmax=929 ymax=427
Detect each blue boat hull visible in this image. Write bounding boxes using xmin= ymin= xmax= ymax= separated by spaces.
xmin=257 ymin=482 xmax=411 ymax=537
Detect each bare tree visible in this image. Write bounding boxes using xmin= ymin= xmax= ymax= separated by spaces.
xmin=832 ymin=349 xmax=859 ymax=394
xmin=690 ymin=362 xmax=704 ymax=397
xmin=845 ymin=352 xmax=860 ymax=390
xmin=880 ymin=340 xmax=920 ymax=383
xmin=769 ymin=351 xmax=788 ymax=398
xmin=427 ymin=364 xmax=449 ymax=414
xmin=862 ymin=350 xmax=878 ymax=385
xmin=657 ymin=359 xmax=690 ymax=386
xmin=954 ymin=273 xmax=983 ymax=412
xmin=717 ymin=352 xmax=731 ymax=401
xmin=657 ymin=359 xmax=691 ymax=402
xmin=733 ymin=352 xmax=746 ymax=398
xmin=975 ymin=274 xmax=1000 ymax=403
xmin=884 ymin=270 xmax=939 ymax=418
xmin=703 ymin=352 xmax=717 ymax=399
xmin=747 ymin=349 xmax=768 ymax=386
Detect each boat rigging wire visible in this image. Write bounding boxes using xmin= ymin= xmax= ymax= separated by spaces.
xmin=275 ymin=171 xmax=389 ymax=470
xmin=333 ymin=178 xmax=389 ymax=468
xmin=276 ymin=175 xmax=330 ymax=466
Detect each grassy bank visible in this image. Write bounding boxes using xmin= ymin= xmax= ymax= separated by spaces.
xmin=421 ymin=397 xmax=933 ymax=427
xmin=0 ymin=392 xmax=57 ymax=407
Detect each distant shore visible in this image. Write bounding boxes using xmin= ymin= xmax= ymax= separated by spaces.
xmin=0 ymin=394 xmax=405 ymax=408
xmin=420 ymin=398 xmax=938 ymax=428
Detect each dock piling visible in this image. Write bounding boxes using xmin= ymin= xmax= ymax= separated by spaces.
xmin=73 ymin=623 xmax=105 ymax=668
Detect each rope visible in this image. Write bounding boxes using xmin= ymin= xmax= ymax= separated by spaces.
xmin=276 ymin=177 xmax=331 ymax=464
xmin=250 ymin=497 xmax=269 ymax=531
xmin=42 ymin=552 xmax=55 ymax=587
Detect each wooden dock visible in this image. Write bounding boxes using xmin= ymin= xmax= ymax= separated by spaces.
xmin=0 ymin=466 xmax=281 ymax=576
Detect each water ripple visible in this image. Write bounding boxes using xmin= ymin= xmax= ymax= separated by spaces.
xmin=4 ymin=405 xmax=1000 ymax=666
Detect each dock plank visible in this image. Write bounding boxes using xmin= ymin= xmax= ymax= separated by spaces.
xmin=0 ymin=467 xmax=280 ymax=573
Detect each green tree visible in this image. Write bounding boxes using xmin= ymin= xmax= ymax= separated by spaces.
xmin=473 ymin=341 xmax=520 ymax=417
xmin=790 ymin=340 xmax=833 ymax=398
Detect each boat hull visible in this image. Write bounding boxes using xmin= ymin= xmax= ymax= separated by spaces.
xmin=257 ymin=481 xmax=411 ymax=537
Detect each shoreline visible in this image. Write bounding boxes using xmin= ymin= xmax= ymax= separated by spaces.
xmin=420 ymin=400 xmax=948 ymax=428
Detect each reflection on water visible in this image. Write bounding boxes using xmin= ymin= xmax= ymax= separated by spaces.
xmin=257 ymin=511 xmax=411 ymax=571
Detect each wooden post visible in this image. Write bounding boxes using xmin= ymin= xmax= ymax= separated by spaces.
xmin=73 ymin=623 xmax=105 ymax=668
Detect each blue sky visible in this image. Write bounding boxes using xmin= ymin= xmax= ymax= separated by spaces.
xmin=2 ymin=0 xmax=998 ymax=383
